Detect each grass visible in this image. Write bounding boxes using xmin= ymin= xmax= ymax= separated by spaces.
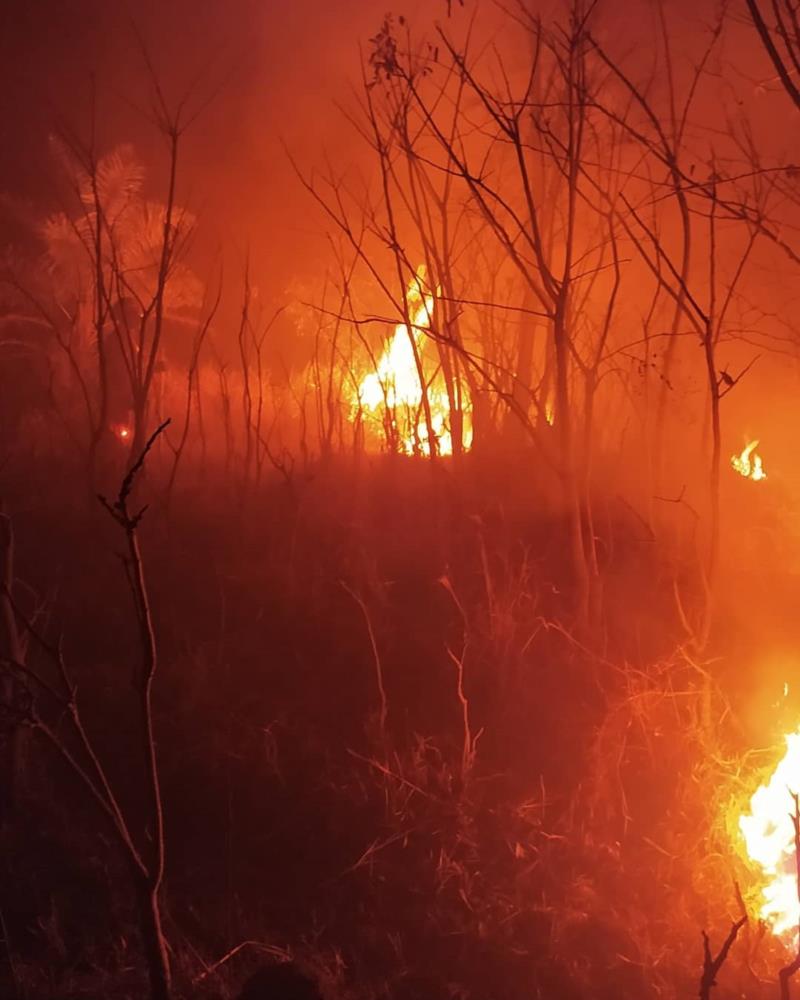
xmin=0 ymin=443 xmax=795 ymax=999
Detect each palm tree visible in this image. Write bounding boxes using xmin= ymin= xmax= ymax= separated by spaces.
xmin=2 ymin=139 xmax=201 ymax=480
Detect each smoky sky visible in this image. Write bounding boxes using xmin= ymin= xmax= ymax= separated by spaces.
xmin=0 ymin=0 xmax=458 ymax=303
xmin=0 ymin=0 xmax=789 ymax=312
xmin=3 ymin=0 xmax=799 ymax=479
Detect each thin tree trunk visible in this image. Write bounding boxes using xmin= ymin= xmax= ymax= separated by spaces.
xmin=134 ymin=872 xmax=171 ymax=1000
xmin=0 ymin=514 xmax=24 ymax=826
xmin=554 ymin=305 xmax=590 ymax=624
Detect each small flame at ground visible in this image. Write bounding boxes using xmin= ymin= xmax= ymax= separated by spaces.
xmin=353 ymin=267 xmax=472 ymax=456
xmin=732 ymin=440 xmax=766 ymax=482
xmin=739 ymin=727 xmax=800 ymax=938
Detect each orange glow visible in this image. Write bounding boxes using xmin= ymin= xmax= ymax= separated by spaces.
xmin=112 ymin=423 xmax=131 ymax=442
xmin=731 ymin=440 xmax=766 ymax=482
xmin=352 ymin=267 xmax=472 ymax=456
xmin=739 ymin=727 xmax=800 ymax=939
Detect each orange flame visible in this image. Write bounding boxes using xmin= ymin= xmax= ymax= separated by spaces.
xmin=732 ymin=440 xmax=766 ymax=482
xmin=352 ymin=267 xmax=472 ymax=456
xmin=739 ymin=727 xmax=800 ymax=939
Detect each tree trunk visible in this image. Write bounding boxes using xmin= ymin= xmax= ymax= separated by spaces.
xmin=553 ymin=308 xmax=591 ymax=626
xmin=135 ymin=873 xmax=171 ymax=1000
xmin=0 ymin=514 xmax=24 ymax=827
xmin=510 ymin=289 xmax=536 ymax=439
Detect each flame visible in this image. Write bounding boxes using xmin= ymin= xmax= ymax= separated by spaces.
xmin=353 ymin=267 xmax=472 ymax=456
xmin=739 ymin=727 xmax=800 ymax=939
xmin=732 ymin=440 xmax=766 ymax=482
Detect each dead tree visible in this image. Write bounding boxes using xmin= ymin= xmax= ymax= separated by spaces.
xmin=163 ymin=279 xmax=221 ymax=506
xmin=587 ymin=10 xmax=766 ymax=653
xmin=293 ymin=3 xmax=632 ymax=627
xmin=0 ymin=421 xmax=173 ymax=1000
xmin=699 ymin=915 xmax=747 ymax=1000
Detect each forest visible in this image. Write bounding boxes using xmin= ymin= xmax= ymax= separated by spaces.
xmin=2 ymin=0 xmax=800 ymax=997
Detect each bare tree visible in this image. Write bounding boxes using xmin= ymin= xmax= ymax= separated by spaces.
xmin=1 ymin=423 xmax=173 ymax=1000
xmin=746 ymin=0 xmax=800 ymax=113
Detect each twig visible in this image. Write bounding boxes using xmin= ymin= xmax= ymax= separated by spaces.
xmin=340 ymin=581 xmax=388 ymax=744
xmin=99 ymin=419 xmax=171 ymax=528
xmin=192 ymin=941 xmax=291 ymax=985
xmin=699 ymin=915 xmax=747 ymax=999
xmin=346 ymin=747 xmax=439 ymax=802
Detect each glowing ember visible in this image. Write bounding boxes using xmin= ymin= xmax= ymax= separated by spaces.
xmin=739 ymin=727 xmax=800 ymax=939
xmin=111 ymin=423 xmax=131 ymax=442
xmin=353 ymin=267 xmax=472 ymax=456
xmin=731 ymin=440 xmax=766 ymax=482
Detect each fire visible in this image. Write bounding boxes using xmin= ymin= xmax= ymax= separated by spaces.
xmin=739 ymin=727 xmax=800 ymax=938
xmin=353 ymin=267 xmax=472 ymax=456
xmin=731 ymin=440 xmax=766 ymax=482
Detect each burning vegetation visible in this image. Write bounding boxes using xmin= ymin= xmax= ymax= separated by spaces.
xmin=732 ymin=440 xmax=767 ymax=483
xmin=349 ymin=266 xmax=473 ymax=456
xmin=740 ymin=727 xmax=800 ymax=939
xmin=3 ymin=2 xmax=800 ymax=1000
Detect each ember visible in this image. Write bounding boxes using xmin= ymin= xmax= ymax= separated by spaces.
xmin=111 ymin=423 xmax=132 ymax=442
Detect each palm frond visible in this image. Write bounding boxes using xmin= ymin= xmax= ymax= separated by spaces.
xmin=81 ymin=144 xmax=145 ymax=218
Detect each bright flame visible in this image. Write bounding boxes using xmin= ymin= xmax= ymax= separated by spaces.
xmin=732 ymin=440 xmax=766 ymax=482
xmin=739 ymin=727 xmax=800 ymax=938
xmin=353 ymin=268 xmax=472 ymax=456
